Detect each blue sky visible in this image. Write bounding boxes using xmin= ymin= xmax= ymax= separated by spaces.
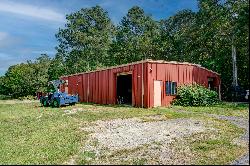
xmin=0 ymin=0 xmax=198 ymax=76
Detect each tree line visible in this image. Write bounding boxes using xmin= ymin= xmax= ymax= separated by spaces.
xmin=0 ymin=0 xmax=248 ymax=100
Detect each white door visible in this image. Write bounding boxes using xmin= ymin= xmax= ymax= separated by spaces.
xmin=65 ymin=87 xmax=68 ymax=93
xmin=154 ymin=80 xmax=162 ymax=107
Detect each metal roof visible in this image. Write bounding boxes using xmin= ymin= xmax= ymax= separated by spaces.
xmin=61 ymin=59 xmax=220 ymax=78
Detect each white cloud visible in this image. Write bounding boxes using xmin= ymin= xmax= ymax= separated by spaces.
xmin=0 ymin=32 xmax=8 ymax=41
xmin=0 ymin=1 xmax=65 ymax=22
xmin=0 ymin=32 xmax=22 ymax=48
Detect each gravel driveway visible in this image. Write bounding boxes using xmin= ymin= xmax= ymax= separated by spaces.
xmin=81 ymin=114 xmax=249 ymax=165
xmin=83 ymin=117 xmax=206 ymax=150
xmin=79 ymin=117 xmax=214 ymax=164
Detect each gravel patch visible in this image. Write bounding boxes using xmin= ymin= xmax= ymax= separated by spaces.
xmin=77 ymin=117 xmax=213 ymax=164
xmin=62 ymin=108 xmax=85 ymax=116
xmin=209 ymin=114 xmax=249 ymax=165
xmin=232 ymin=154 xmax=250 ymax=165
xmin=83 ymin=118 xmax=206 ymax=151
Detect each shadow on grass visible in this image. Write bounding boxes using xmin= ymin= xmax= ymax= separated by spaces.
xmin=214 ymin=102 xmax=249 ymax=110
xmin=78 ymin=102 xmax=134 ymax=108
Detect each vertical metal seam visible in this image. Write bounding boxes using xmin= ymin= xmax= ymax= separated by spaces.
xmin=87 ymin=73 xmax=89 ymax=103
xmin=142 ymin=62 xmax=144 ymax=108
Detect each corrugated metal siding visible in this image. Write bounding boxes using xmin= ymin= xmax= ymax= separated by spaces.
xmin=61 ymin=61 xmax=220 ymax=108
xmin=76 ymin=75 xmax=83 ymax=102
xmin=61 ymin=63 xmax=146 ymax=107
xmin=147 ymin=62 xmax=220 ymax=107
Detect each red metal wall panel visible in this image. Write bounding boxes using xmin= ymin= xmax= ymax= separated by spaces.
xmin=81 ymin=74 xmax=86 ymax=102
xmin=61 ymin=60 xmax=220 ymax=108
xmin=68 ymin=75 xmax=77 ymax=95
xmin=61 ymin=63 xmax=145 ymax=107
xmin=76 ymin=74 xmax=83 ymax=102
xmin=143 ymin=64 xmax=147 ymax=107
xmin=147 ymin=62 xmax=220 ymax=108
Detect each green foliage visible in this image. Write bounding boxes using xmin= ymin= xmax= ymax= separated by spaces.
xmin=0 ymin=76 xmax=7 ymax=95
xmin=173 ymin=84 xmax=219 ymax=106
xmin=0 ymin=95 xmax=11 ymax=100
xmin=159 ymin=0 xmax=249 ymax=100
xmin=55 ymin=5 xmax=115 ymax=74
xmin=110 ymin=6 xmax=161 ymax=65
xmin=159 ymin=9 xmax=196 ymax=61
xmin=0 ymin=54 xmax=51 ymax=98
xmin=48 ymin=53 xmax=66 ymax=80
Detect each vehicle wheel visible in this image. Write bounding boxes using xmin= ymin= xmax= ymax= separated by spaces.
xmin=52 ymin=99 xmax=60 ymax=108
xmin=43 ymin=100 xmax=48 ymax=107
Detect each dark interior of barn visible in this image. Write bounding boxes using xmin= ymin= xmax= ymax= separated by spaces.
xmin=208 ymin=77 xmax=215 ymax=90
xmin=116 ymin=74 xmax=132 ymax=105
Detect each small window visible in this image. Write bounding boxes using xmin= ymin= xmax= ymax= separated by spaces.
xmin=172 ymin=82 xmax=177 ymax=95
xmin=166 ymin=81 xmax=177 ymax=95
xmin=166 ymin=81 xmax=171 ymax=95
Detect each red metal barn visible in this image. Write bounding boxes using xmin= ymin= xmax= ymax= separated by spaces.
xmin=60 ymin=59 xmax=221 ymax=108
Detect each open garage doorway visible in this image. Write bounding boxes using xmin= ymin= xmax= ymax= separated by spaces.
xmin=116 ymin=73 xmax=132 ymax=105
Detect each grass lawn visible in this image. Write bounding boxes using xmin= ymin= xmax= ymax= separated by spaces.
xmin=0 ymin=101 xmax=248 ymax=164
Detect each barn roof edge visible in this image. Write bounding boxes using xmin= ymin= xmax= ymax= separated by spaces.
xmin=60 ymin=59 xmax=220 ymax=78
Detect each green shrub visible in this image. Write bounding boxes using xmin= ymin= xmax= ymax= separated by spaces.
xmin=0 ymin=95 xmax=12 ymax=100
xmin=172 ymin=84 xmax=219 ymax=106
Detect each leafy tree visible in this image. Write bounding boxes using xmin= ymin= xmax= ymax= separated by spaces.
xmin=159 ymin=9 xmax=196 ymax=61
xmin=3 ymin=63 xmax=34 ymax=98
xmin=159 ymin=0 xmax=248 ymax=100
xmin=1 ymin=54 xmax=51 ymax=98
xmin=55 ymin=5 xmax=115 ymax=74
xmin=48 ymin=53 xmax=66 ymax=80
xmin=110 ymin=6 xmax=161 ymax=65
xmin=225 ymin=0 xmax=249 ymax=92
xmin=193 ymin=0 xmax=249 ymax=99
xmin=0 ymin=76 xmax=8 ymax=95
xmin=31 ymin=54 xmax=51 ymax=92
